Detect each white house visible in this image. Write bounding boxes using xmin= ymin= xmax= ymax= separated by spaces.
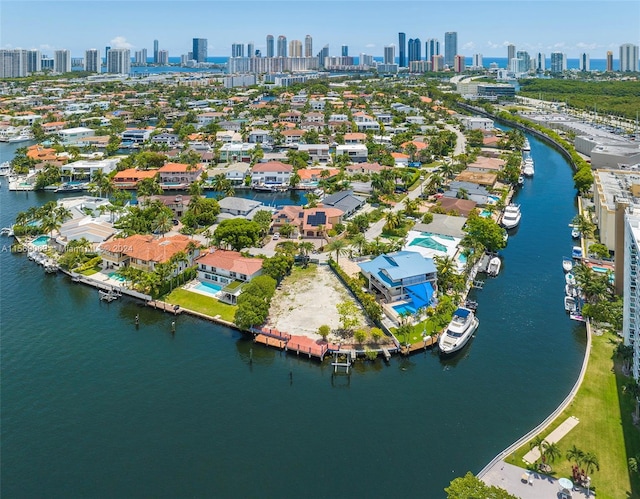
xmin=251 ymin=161 xmax=293 ymax=188
xmin=60 ymin=158 xmax=121 ymax=180
xmin=297 ymin=144 xmax=330 ymax=163
xmin=58 ymin=127 xmax=95 ymax=145
xmin=336 ymin=144 xmax=368 ymax=163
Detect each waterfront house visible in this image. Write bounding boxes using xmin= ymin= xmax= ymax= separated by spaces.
xmin=250 ymin=161 xmax=293 ymax=188
xmin=281 ymin=129 xmax=306 ymax=145
xmin=336 ymin=144 xmax=368 ymax=163
xmin=358 ymin=251 xmax=437 ymax=305
xmin=151 ymin=133 xmax=180 ymax=148
xmin=100 ymin=234 xmax=198 ymax=274
xmin=60 ymin=158 xmax=121 ymax=181
xmin=58 ymin=127 xmax=95 ymax=145
xmin=345 ymin=162 xmax=391 ymax=176
xmin=297 ymin=144 xmax=330 ymax=163
xmin=344 ymin=132 xmax=367 ymax=144
xmin=247 ymin=129 xmax=273 ymax=145
xmin=158 ymin=162 xmax=203 ymax=188
xmin=142 ymin=194 xmax=191 ymax=218
xmin=320 ymin=190 xmax=366 ymax=218
xmin=218 ymin=142 xmax=256 ymax=163
xmin=271 ymin=206 xmax=343 ymax=238
xmin=121 ymin=128 xmax=152 ymax=144
xmin=113 ymin=168 xmax=158 ymax=189
xmin=217 ymin=197 xmax=263 ymax=218
xmin=195 ymin=249 xmax=264 ymax=304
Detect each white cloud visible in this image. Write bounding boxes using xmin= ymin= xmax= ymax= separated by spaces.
xmin=110 ymin=36 xmax=133 ymax=50
xmin=365 ymin=43 xmax=376 ymax=48
xmin=576 ymin=42 xmax=597 ymax=50
xmin=462 ymin=42 xmax=475 ymax=50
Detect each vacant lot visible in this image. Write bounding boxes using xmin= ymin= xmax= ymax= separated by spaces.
xmin=267 ymin=264 xmax=367 ymax=340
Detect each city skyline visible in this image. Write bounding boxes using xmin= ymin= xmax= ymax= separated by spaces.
xmin=1 ymin=1 xmax=638 ymax=60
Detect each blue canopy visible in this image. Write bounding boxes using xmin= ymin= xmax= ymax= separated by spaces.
xmin=405 ymin=282 xmax=434 ymax=309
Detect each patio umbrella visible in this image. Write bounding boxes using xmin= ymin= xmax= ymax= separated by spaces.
xmin=558 ymin=477 xmax=573 ymax=492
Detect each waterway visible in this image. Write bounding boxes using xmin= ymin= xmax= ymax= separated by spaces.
xmin=0 ymin=134 xmax=586 ymax=498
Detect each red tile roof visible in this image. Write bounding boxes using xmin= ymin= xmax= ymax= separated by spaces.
xmin=101 ymin=234 xmax=196 ymax=264
xmin=196 ymin=249 xmax=263 ymax=275
xmin=252 ymin=161 xmax=293 ymax=173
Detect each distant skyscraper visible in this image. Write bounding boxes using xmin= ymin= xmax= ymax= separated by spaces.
xmin=247 ymin=42 xmax=255 ymax=58
xmin=550 ymin=52 xmax=566 ymax=73
xmin=384 ymin=45 xmax=395 ymax=65
xmin=606 ymin=51 xmax=614 ymax=71
xmin=472 ymin=53 xmax=483 ymax=68
xmin=507 ymin=44 xmax=516 ymax=66
xmin=232 ymin=43 xmax=244 ymax=58
xmin=134 ymin=49 xmax=147 ymax=66
xmin=157 ymin=50 xmax=169 ymax=65
xmin=277 ymin=36 xmax=287 ymax=57
xmin=54 ymin=49 xmax=71 ymax=73
xmin=26 ymin=49 xmax=41 ymax=73
xmin=579 ymin=52 xmax=590 ymax=72
xmin=266 ymin=35 xmax=274 ymax=58
xmin=317 ymin=44 xmax=329 ymax=67
xmin=107 ymin=48 xmax=130 ymax=74
xmin=0 ymin=49 xmax=28 ymax=78
xmin=192 ymin=38 xmax=208 ymax=63
xmin=105 ymin=46 xmax=111 ymax=65
xmin=289 ymin=40 xmax=302 ymax=58
xmin=398 ymin=32 xmax=406 ymax=67
xmin=454 ymin=54 xmax=465 ymax=73
xmin=535 ymin=52 xmax=546 ymax=73
xmin=515 ymin=50 xmax=530 ymax=73
xmin=620 ymin=43 xmax=639 ymax=72
xmin=341 ymin=45 xmax=348 ymax=57
xmin=408 ymin=38 xmax=421 ymax=63
xmin=85 ymin=49 xmax=100 ymax=73
xmin=153 ymin=39 xmax=159 ymax=64
xmin=305 ymin=35 xmax=313 ymax=57
xmin=432 ymin=54 xmax=444 ymax=71
xmin=426 ymin=38 xmax=440 ymax=62
xmin=444 ymin=31 xmax=457 ymax=67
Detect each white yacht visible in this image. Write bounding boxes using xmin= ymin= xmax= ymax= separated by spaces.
xmin=522 ymin=158 xmax=535 ymax=177
xmin=523 ymin=138 xmax=531 ymax=152
xmin=487 ymin=255 xmax=501 ymax=277
xmin=501 ymin=204 xmax=521 ymax=229
xmin=438 ymin=307 xmax=479 ymax=355
xmin=0 ymin=161 xmax=11 ymax=176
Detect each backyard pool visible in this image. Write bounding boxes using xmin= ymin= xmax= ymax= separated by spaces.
xmin=31 ymin=236 xmax=50 ymax=247
xmin=193 ymin=281 xmax=223 ymax=296
xmin=108 ymin=272 xmax=126 ymax=282
xmin=479 ymin=210 xmax=492 ymax=218
xmin=392 ymin=302 xmax=418 ymax=316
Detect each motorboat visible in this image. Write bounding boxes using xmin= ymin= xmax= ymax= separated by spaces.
xmin=565 ymin=284 xmax=578 ymax=297
xmin=562 ymin=257 xmax=573 ymax=273
xmin=571 ymin=227 xmax=581 ymax=239
xmin=501 ymin=204 xmax=521 ymax=229
xmin=565 ymin=272 xmax=576 ymax=286
xmin=487 ymin=256 xmax=501 ymax=277
xmin=0 ymin=161 xmax=11 ymax=176
xmin=438 ymin=307 xmax=479 ymax=355
xmin=564 ymin=295 xmax=577 ymax=313
xmin=522 ymin=158 xmax=535 ymax=177
xmin=572 ymin=246 xmax=583 ymax=259
xmin=517 ymin=175 xmax=525 ymax=186
xmin=523 ymin=139 xmax=531 ymax=152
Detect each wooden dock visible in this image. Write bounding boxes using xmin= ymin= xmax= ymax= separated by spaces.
xmin=254 ymin=334 xmax=287 ymax=349
xmin=400 ymin=334 xmax=439 ymax=355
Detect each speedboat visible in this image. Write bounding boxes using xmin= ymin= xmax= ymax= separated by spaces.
xmin=565 ymin=272 xmax=576 ymax=286
xmin=572 ymin=246 xmax=583 ymax=259
xmin=487 ymin=256 xmax=501 ymax=277
xmin=517 ymin=175 xmax=525 ymax=186
xmin=501 ymin=204 xmax=521 ymax=229
xmin=438 ymin=307 xmax=479 ymax=355
xmin=0 ymin=161 xmax=11 ymax=176
xmin=523 ymin=138 xmax=531 ymax=152
xmin=562 ymin=257 xmax=573 ymax=273
xmin=571 ymin=227 xmax=581 ymax=239
xmin=564 ymin=295 xmax=577 ymax=313
xmin=565 ymin=284 xmax=578 ymax=297
xmin=522 ymin=158 xmax=535 ymax=177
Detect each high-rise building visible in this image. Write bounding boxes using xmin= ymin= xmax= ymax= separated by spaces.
xmin=579 ymin=52 xmax=590 ymax=72
xmin=105 ymin=46 xmax=111 ymax=65
xmin=533 ymin=52 xmax=546 ymax=73
xmin=157 ymin=50 xmax=169 ymax=65
xmin=289 ymin=40 xmax=302 ymax=58
xmin=107 ymin=48 xmax=131 ymax=74
xmin=359 ymin=53 xmax=374 ymax=67
xmin=305 ymin=35 xmax=313 ymax=57
xmin=454 ymin=54 xmax=465 ymax=73
xmin=398 ymin=32 xmax=406 ymax=67
xmin=192 ymin=38 xmax=208 ymax=63
xmin=0 ymin=49 xmax=28 ymax=78
xmin=432 ymin=54 xmax=444 ymax=72
xmin=54 ymin=49 xmax=71 ymax=73
xmin=316 ymin=44 xmax=329 ymax=68
xmin=624 ymin=207 xmax=640 ymax=380
xmin=266 ymin=35 xmax=274 ymax=58
xmin=507 ymin=44 xmax=516 ymax=66
xmin=444 ymin=32 xmax=457 ymax=67
xmin=606 ymin=51 xmax=614 ymax=71
xmin=247 ymin=42 xmax=255 ymax=58
xmin=231 ymin=43 xmax=244 ymax=58
xmin=84 ymin=49 xmax=100 ymax=73
xmin=277 ymin=36 xmax=287 ymax=57
xmin=426 ymin=38 xmax=440 ymax=62
xmin=620 ymin=43 xmax=639 ymax=72
xmin=384 ymin=45 xmax=395 ymax=65
xmin=341 ymin=45 xmax=348 ymax=57
xmin=26 ymin=49 xmax=41 ymax=73
xmin=515 ymin=50 xmax=530 ymax=73
xmin=408 ymin=38 xmax=421 ymax=63
xmin=153 ymin=39 xmax=159 ymax=64
xmin=472 ymin=53 xmax=483 ymax=68
xmin=134 ymin=49 xmax=148 ymax=66
xmin=550 ymin=52 xmax=566 ymax=73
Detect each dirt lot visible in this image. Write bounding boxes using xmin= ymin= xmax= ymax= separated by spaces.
xmin=266 ymin=264 xmax=367 ymax=340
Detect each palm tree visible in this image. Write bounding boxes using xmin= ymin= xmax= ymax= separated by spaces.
xmin=137 ymin=176 xmax=163 ymax=203
xmin=529 ymin=435 xmax=546 ymax=467
xmin=616 ymin=343 xmax=634 ymax=374
xmin=541 ymin=441 xmax=562 ymax=471
xmin=298 ymin=241 xmax=315 ymax=267
xmin=582 ymin=452 xmax=600 ymax=476
xmin=403 ymin=197 xmax=421 ymax=218
xmin=326 ymin=239 xmax=347 ymax=263
xmin=383 ymin=211 xmax=401 ymax=232
xmin=572 ymin=214 xmax=596 ymax=240
xmin=189 ymin=180 xmax=204 ymax=197
xmin=566 ymin=445 xmax=585 ymax=469
xmin=624 ymin=379 xmax=640 ymax=422
xmin=154 ymin=210 xmax=174 ymax=237
xmin=350 ymin=233 xmax=368 ymax=256
xmin=434 ymin=255 xmax=457 ymax=292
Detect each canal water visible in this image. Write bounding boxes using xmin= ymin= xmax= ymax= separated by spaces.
xmin=0 ymin=135 xmax=586 ymax=498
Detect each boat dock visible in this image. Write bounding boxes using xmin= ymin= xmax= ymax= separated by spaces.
xmin=251 ymin=327 xmax=330 ymax=360
xmin=400 ymin=334 xmax=439 ymax=355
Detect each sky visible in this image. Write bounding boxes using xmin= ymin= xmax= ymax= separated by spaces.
xmin=1 ymin=1 xmax=639 ymax=59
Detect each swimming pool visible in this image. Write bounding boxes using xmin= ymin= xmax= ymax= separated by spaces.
xmin=193 ymin=281 xmax=223 ymax=296
xmin=487 ymin=195 xmax=500 ymax=205
xmin=458 ymin=253 xmax=467 ymax=264
xmin=31 ymin=236 xmax=50 ymax=247
xmin=393 ymin=302 xmax=417 ymax=316
xmin=479 ymin=210 xmax=492 ymax=218
xmin=108 ymin=272 xmax=126 ymax=282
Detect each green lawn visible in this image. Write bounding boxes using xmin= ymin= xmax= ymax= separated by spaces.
xmin=392 ymin=317 xmax=445 ymax=345
xmin=79 ymin=266 xmax=101 ymax=276
xmin=163 ymin=288 xmax=237 ymax=323
xmin=505 ymin=331 xmax=640 ymax=499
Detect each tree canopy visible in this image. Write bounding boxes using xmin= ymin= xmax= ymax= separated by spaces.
xmin=212 ymin=218 xmax=261 ymax=251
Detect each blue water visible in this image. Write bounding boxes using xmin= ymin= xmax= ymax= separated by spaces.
xmin=480 ymin=209 xmax=492 ymax=218
xmin=194 ymin=281 xmax=222 ymax=294
xmin=392 ymin=303 xmax=418 ymax=315
xmin=108 ymin=272 xmax=126 ymax=282
xmin=0 ymin=128 xmax=587 ymax=498
xmin=31 ymin=236 xmax=50 ymax=246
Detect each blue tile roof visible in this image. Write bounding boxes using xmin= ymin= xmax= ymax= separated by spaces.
xmin=359 ymin=251 xmax=436 ymax=286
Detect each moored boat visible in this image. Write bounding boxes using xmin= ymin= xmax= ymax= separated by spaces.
xmin=564 ymin=295 xmax=577 ymax=313
xmin=565 ymin=272 xmax=576 ymax=286
xmin=501 ymin=204 xmax=521 ymax=229
xmin=438 ymin=307 xmax=479 ymax=355
xmin=487 ymin=256 xmax=501 ymax=277
xmin=571 ymin=227 xmax=581 ymax=239
xmin=522 ymin=158 xmax=535 ymax=177
xmin=562 ymin=257 xmax=573 ymax=272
